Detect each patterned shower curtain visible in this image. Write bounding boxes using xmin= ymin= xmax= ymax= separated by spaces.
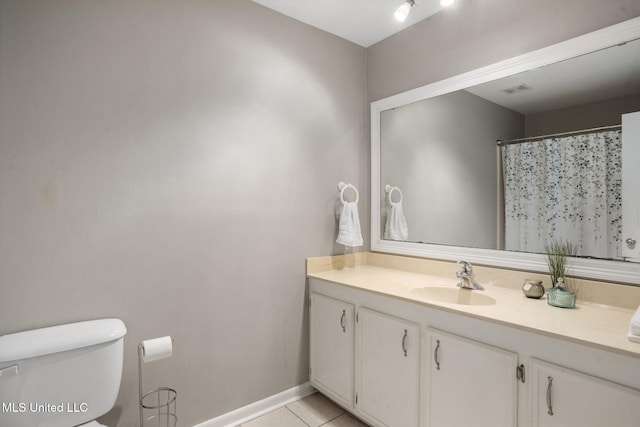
xmin=502 ymin=130 xmax=622 ymax=259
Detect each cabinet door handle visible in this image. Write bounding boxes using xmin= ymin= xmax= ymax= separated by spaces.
xmin=516 ymin=364 xmax=526 ymax=383
xmin=546 ymin=376 xmax=554 ymax=416
xmin=434 ymin=339 xmax=441 ymax=370
xmin=401 ymin=329 xmax=408 ymax=357
xmin=340 ymin=310 xmax=346 ymax=333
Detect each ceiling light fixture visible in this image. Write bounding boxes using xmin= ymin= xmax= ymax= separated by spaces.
xmin=394 ymin=0 xmax=416 ymax=23
xmin=440 ymin=0 xmax=455 ymax=6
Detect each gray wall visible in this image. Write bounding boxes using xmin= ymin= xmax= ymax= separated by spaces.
xmin=0 ymin=1 xmax=368 ymax=426
xmin=525 ymin=92 xmax=640 ymax=135
xmin=380 ymin=90 xmax=522 ymax=248
xmin=368 ymin=0 xmax=640 ymax=102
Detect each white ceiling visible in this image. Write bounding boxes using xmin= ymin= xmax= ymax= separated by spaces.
xmin=252 ymin=0 xmax=443 ymax=47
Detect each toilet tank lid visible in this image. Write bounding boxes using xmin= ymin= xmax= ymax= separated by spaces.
xmin=0 ymin=318 xmax=126 ymax=363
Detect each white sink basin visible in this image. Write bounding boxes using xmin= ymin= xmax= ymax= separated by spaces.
xmin=411 ymin=286 xmax=496 ymax=306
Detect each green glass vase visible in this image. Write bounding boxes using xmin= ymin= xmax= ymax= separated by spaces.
xmin=546 ymin=278 xmax=575 ymax=308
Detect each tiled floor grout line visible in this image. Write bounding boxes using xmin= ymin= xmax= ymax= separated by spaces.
xmin=234 ymin=392 xmax=370 ymax=427
xmin=317 ymin=412 xmax=345 ymax=426
xmin=284 ymin=405 xmax=312 ymax=426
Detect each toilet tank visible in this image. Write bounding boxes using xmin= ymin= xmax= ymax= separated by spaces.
xmin=0 ymin=319 xmax=127 ymax=427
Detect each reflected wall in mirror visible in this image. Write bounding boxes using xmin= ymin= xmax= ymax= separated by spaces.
xmin=381 ymin=89 xmax=523 ymax=250
xmin=372 ymin=18 xmax=640 ymax=284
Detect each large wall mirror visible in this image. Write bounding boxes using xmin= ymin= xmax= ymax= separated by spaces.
xmin=371 ymin=17 xmax=640 ymax=285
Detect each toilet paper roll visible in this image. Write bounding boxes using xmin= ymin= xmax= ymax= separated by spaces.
xmin=141 ymin=336 xmax=173 ymax=363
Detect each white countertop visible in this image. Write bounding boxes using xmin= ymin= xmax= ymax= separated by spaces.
xmin=308 ymin=259 xmax=640 ymax=359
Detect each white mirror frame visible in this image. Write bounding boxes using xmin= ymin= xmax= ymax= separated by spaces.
xmin=371 ymin=17 xmax=640 ymax=285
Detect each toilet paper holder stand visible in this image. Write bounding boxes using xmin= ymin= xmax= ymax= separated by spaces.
xmin=138 ymin=342 xmax=177 ymax=427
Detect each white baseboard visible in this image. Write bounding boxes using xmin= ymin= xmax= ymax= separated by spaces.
xmin=192 ymin=382 xmax=316 ymax=427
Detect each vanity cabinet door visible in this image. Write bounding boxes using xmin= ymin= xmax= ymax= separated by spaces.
xmin=309 ymin=293 xmax=355 ymax=409
xmin=425 ymin=328 xmax=518 ymax=427
xmin=357 ymin=308 xmax=419 ymax=427
xmin=531 ymin=359 xmax=640 ymax=427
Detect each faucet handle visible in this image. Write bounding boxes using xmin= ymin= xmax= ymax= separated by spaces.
xmin=457 ymin=260 xmax=472 ymax=273
xmin=456 ymin=260 xmax=484 ymax=290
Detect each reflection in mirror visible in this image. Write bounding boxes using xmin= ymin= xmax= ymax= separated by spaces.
xmin=383 ymin=185 xmax=408 ymax=241
xmin=379 ymin=37 xmax=640 ymax=261
xmin=501 ymin=125 xmax=622 ymax=259
xmin=381 ymin=89 xmax=522 ymax=249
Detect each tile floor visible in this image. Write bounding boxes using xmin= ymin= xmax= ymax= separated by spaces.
xmin=238 ymin=392 xmax=370 ymax=427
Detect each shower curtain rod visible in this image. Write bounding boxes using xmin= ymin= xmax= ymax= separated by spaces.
xmin=496 ymin=124 xmax=621 ymax=146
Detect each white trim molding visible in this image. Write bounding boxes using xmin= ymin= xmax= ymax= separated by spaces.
xmin=193 ymin=382 xmax=316 ymax=427
xmin=371 ymin=17 xmax=640 ymax=285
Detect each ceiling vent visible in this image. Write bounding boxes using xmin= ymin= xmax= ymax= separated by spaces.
xmin=502 ymin=84 xmax=532 ymax=95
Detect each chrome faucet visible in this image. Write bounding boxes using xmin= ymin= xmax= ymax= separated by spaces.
xmin=456 ymin=261 xmax=484 ymax=290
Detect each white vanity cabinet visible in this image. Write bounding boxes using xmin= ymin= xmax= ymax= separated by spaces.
xmin=425 ymin=328 xmax=518 ymax=427
xmin=357 ymin=308 xmax=420 ymax=427
xmin=309 ymin=293 xmax=355 ymax=409
xmin=308 ymin=277 xmax=640 ymax=427
xmin=530 ymin=359 xmax=640 ymax=427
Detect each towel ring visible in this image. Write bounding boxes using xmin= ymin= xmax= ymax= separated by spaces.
xmin=338 ymin=181 xmax=359 ymax=204
xmin=385 ymin=185 xmax=403 ymax=204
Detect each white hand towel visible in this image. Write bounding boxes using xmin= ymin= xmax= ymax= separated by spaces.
xmin=337 ymin=202 xmax=363 ymax=247
xmin=384 ymin=201 xmax=408 ymax=241
xmin=627 ymin=331 xmax=640 ymax=344
xmin=630 ymin=306 xmax=640 ymax=336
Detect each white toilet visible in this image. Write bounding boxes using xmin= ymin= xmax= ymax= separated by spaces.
xmin=0 ymin=318 xmax=127 ymax=427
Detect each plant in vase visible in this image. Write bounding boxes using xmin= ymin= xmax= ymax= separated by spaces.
xmin=544 ymin=239 xmax=577 ymax=308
